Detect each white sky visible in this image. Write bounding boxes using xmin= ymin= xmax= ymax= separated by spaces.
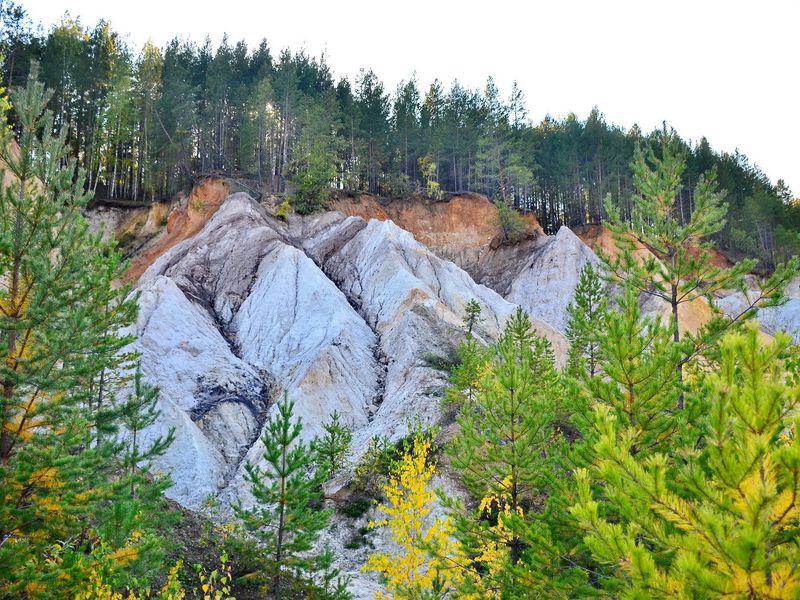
xmin=25 ymin=0 xmax=800 ymax=196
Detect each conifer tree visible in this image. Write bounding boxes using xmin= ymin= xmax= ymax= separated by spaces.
xmin=235 ymin=392 xmax=347 ymax=599
xmin=448 ymin=308 xmax=570 ymax=596
xmin=119 ymin=367 xmax=174 ymax=497
xmin=494 ymin=197 xmax=527 ymax=242
xmin=570 ymin=324 xmax=800 ymax=598
xmin=603 ymin=135 xmax=751 ymax=346
xmin=313 ymin=410 xmax=352 ymax=481
xmin=0 ymin=67 xmax=168 ymax=596
xmin=463 ymin=298 xmax=482 ymax=335
xmin=603 ymin=135 xmax=799 ymax=405
xmin=444 ymin=300 xmax=491 ymax=409
xmin=571 ymin=284 xmax=690 ymax=458
xmin=565 ymin=262 xmax=608 ymax=378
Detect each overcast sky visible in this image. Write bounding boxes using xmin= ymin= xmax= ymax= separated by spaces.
xmin=24 ymin=0 xmax=800 ymax=196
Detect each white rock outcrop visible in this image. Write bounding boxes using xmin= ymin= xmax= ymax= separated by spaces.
xmin=122 ymin=193 xmax=578 ymax=593
xmin=506 ymin=225 xmax=603 ymax=332
xmin=128 ymin=194 xmax=569 ymax=513
xmin=717 ymin=276 xmax=800 ymax=343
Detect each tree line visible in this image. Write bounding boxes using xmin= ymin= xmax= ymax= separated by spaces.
xmin=2 ymin=4 xmax=799 ymax=266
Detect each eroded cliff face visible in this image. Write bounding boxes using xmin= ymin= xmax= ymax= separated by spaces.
xmin=127 ymin=193 xmax=567 ymax=511
xmin=124 ymin=177 xmax=231 ymax=282
xmin=122 ymin=192 xmax=572 ymax=595
xmin=330 ymin=193 xmax=545 ymax=283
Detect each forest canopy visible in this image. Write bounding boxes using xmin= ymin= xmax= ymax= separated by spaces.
xmin=2 ymin=4 xmax=799 ymax=265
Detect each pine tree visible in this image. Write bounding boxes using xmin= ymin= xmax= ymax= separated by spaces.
xmin=572 ymin=284 xmax=690 ymax=458
xmin=444 ymin=299 xmax=491 ymax=409
xmin=463 ymin=299 xmax=482 ymax=335
xmin=448 ymin=308 xmax=570 ymax=596
xmin=494 ymin=197 xmax=527 ymax=242
xmin=313 ymin=410 xmax=352 ymax=481
xmin=565 ymin=262 xmax=609 ymax=378
xmin=0 ymin=66 xmax=166 ymax=596
xmin=119 ymin=367 xmax=174 ymax=497
xmin=234 ymin=392 xmax=347 ymax=599
xmin=602 ymin=134 xmax=798 ymax=406
xmin=570 ymin=324 xmax=800 ymax=598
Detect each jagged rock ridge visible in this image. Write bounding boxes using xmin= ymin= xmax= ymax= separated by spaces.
xmin=129 ymin=193 xmax=568 ymax=512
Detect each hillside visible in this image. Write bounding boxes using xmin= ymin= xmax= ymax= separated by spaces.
xmin=81 ymin=179 xmax=800 ymax=596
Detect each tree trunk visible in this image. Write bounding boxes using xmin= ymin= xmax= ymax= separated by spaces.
xmin=672 ymin=283 xmax=684 ymax=409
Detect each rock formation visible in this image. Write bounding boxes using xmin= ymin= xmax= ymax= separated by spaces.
xmin=126 ymin=193 xmax=567 ymax=514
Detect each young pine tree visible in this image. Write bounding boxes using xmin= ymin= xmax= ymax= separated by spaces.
xmin=570 ymin=324 xmax=800 ymax=598
xmin=234 ymin=392 xmax=347 ymax=600
xmin=570 ymin=284 xmax=690 ymax=460
xmin=602 ymin=134 xmax=798 ymax=404
xmin=444 ymin=299 xmax=492 ymax=409
xmin=0 ymin=67 xmax=168 ymax=596
xmin=448 ymin=308 xmax=572 ymax=596
xmin=494 ymin=198 xmax=527 ymax=242
xmin=313 ymin=410 xmax=352 ymax=481
xmin=119 ymin=367 xmax=175 ymax=497
xmin=565 ymin=262 xmax=609 ymax=378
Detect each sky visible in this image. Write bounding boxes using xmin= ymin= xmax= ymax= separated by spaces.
xmin=24 ymin=0 xmax=800 ymax=196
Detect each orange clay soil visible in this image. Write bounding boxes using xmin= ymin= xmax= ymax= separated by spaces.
xmin=123 ymin=177 xmax=230 ymax=283
xmin=331 ymin=192 xmax=544 ymax=254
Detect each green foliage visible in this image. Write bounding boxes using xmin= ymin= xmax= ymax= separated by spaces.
xmin=565 ymin=262 xmax=609 ymax=378
xmin=604 ymin=135 xmax=752 ymax=340
xmin=290 ymin=142 xmax=336 ymax=215
xmin=448 ymin=307 xmax=578 ymax=596
xmin=573 ymin=285 xmax=692 ymax=458
xmin=313 ymin=410 xmax=353 ymax=480
xmin=338 ymin=498 xmax=373 ymax=520
xmin=417 ymin=154 xmax=442 ymax=200
xmin=443 ymin=299 xmax=492 ymax=410
xmin=463 ymin=299 xmax=483 ymax=335
xmin=0 ymin=67 xmax=170 ymax=597
xmin=570 ymin=324 xmax=800 ymax=598
xmin=443 ymin=339 xmax=492 ymax=410
xmin=234 ymin=392 xmax=349 ymax=599
xmin=120 ymin=368 xmax=175 ymax=496
xmin=421 ymin=350 xmax=460 ymax=373
xmin=603 ymin=133 xmax=798 ymax=408
xmin=352 ymin=434 xmax=396 ymax=498
xmin=352 ymin=423 xmax=439 ymax=501
xmin=7 ymin=20 xmax=799 ymax=261
xmin=274 ymin=198 xmax=292 ymax=220
xmin=494 ymin=197 xmax=527 ymax=242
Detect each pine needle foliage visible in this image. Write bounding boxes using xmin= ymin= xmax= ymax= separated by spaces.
xmin=571 ymin=324 xmax=800 ymax=599
xmin=602 ymin=133 xmax=799 ymax=404
xmin=572 ymin=284 xmax=692 ymax=459
xmin=448 ymin=307 xmax=574 ymax=596
xmin=603 ymin=135 xmax=751 ymax=344
xmin=234 ymin=391 xmax=348 ymax=600
xmin=313 ymin=410 xmax=352 ymax=481
xmin=565 ymin=262 xmax=609 ymax=379
xmin=0 ymin=66 xmax=170 ymax=597
xmin=444 ymin=300 xmax=492 ymax=410
xmin=494 ymin=198 xmax=527 ymax=242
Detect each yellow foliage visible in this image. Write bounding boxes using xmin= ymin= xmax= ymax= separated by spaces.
xmin=457 ymin=477 xmax=525 ymax=599
xmin=363 ymin=438 xmax=462 ymax=598
xmin=108 ymin=546 xmax=140 ymax=567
